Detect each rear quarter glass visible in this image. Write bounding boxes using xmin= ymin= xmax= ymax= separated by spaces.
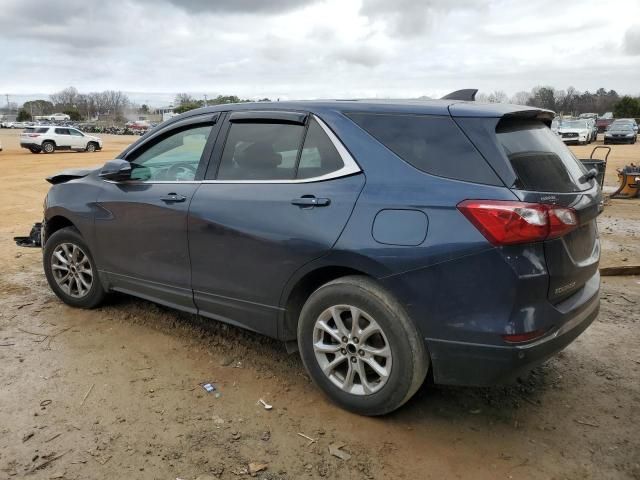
xmin=496 ymin=118 xmax=590 ymax=193
xmin=345 ymin=112 xmax=502 ymax=186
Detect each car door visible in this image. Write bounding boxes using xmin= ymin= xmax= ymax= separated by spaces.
xmin=68 ymin=128 xmax=85 ymax=149
xmin=54 ymin=128 xmax=72 ymax=149
xmin=188 ymin=111 xmax=365 ymax=336
xmin=93 ymin=114 xmax=220 ymax=311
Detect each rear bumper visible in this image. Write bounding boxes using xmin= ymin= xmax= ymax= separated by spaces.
xmin=20 ymin=142 xmax=41 ymax=149
xmin=426 ymin=287 xmax=599 ymax=386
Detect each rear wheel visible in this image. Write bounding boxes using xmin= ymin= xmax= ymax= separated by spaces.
xmin=85 ymin=142 xmax=97 ymax=153
xmin=29 ymin=147 xmax=41 ymax=154
xmin=297 ymin=276 xmax=429 ymax=416
xmin=42 ymin=141 xmax=55 ymax=154
xmin=43 ymin=227 xmax=106 ymax=308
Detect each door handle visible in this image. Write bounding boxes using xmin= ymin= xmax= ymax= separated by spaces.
xmin=160 ymin=193 xmax=187 ymax=203
xmin=291 ymin=196 xmax=331 ymax=208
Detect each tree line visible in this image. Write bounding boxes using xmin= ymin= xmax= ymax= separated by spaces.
xmin=17 ymin=87 xmax=131 ymax=122
xmin=478 ymin=86 xmax=640 ymax=118
xmin=172 ymin=93 xmax=271 ymax=113
xmin=13 ymin=85 xmax=640 ymax=123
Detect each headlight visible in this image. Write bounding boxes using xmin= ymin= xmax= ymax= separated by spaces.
xmin=627 ymin=133 xmax=634 ymax=137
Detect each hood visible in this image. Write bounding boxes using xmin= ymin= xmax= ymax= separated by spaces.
xmin=46 ymin=166 xmax=99 ymax=184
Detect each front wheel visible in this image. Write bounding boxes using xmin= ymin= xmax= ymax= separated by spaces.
xmin=85 ymin=142 xmax=97 ymax=152
xmin=297 ymin=276 xmax=429 ymax=416
xmin=42 ymin=141 xmax=55 ymax=154
xmin=43 ymin=227 xmax=106 ymax=308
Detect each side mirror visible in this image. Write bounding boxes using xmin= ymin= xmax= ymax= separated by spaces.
xmin=99 ymin=159 xmax=132 ymax=181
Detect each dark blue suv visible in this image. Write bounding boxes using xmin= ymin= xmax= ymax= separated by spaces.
xmin=41 ymin=99 xmax=601 ymax=415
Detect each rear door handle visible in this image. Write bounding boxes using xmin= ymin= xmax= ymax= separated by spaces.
xmin=291 ymin=196 xmax=331 ymax=208
xmin=160 ymin=193 xmax=187 ymax=203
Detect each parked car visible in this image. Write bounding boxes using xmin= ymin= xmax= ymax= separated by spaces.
xmin=40 ymin=100 xmax=601 ymax=415
xmin=557 ymin=119 xmax=592 ymax=144
xmin=578 ymin=113 xmax=599 ymax=141
xmin=611 ymin=118 xmax=638 ymax=133
xmin=596 ymin=113 xmax=614 ymax=133
xmin=47 ymin=113 xmax=72 ymax=121
xmin=20 ymin=126 xmax=103 ymax=153
xmin=604 ymin=122 xmax=637 ymax=144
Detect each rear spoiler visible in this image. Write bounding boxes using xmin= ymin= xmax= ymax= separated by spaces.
xmin=441 ymin=89 xmax=478 ymax=101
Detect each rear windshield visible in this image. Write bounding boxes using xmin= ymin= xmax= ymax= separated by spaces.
xmin=346 ymin=112 xmax=500 ymax=185
xmin=496 ymin=119 xmax=590 ymax=193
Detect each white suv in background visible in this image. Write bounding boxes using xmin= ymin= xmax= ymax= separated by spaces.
xmin=20 ymin=126 xmax=103 ymax=154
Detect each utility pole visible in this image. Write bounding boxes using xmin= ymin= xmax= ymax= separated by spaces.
xmin=203 ymin=94 xmax=208 ymax=107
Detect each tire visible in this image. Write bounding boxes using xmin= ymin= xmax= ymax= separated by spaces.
xmin=43 ymin=227 xmax=106 ymax=309
xmin=29 ymin=147 xmax=41 ymax=154
xmin=297 ymin=275 xmax=429 ymax=416
xmin=42 ymin=141 xmax=55 ymax=154
xmin=85 ymin=142 xmax=97 ymax=153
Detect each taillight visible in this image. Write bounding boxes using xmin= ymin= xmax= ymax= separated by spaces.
xmin=28 ymin=134 xmax=41 ymax=138
xmin=457 ymin=200 xmax=578 ymax=246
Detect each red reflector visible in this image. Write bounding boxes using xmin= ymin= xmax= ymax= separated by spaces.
xmin=457 ymin=200 xmax=578 ymax=246
xmin=28 ymin=134 xmax=40 ymax=138
xmin=502 ymin=329 xmax=546 ymax=344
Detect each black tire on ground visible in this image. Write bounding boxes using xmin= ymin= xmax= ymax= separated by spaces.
xmin=29 ymin=147 xmax=40 ymax=154
xmin=297 ymin=275 xmax=429 ymax=416
xmin=85 ymin=142 xmax=97 ymax=153
xmin=43 ymin=226 xmax=106 ymax=309
xmin=42 ymin=141 xmax=55 ymax=154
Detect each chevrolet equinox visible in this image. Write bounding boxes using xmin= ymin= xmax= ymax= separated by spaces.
xmin=41 ymin=98 xmax=601 ymax=415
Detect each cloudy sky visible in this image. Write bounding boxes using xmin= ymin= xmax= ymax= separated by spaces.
xmin=1 ymin=0 xmax=639 ymax=105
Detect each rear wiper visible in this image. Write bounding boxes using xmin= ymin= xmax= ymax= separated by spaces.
xmin=579 ymin=168 xmax=598 ymax=183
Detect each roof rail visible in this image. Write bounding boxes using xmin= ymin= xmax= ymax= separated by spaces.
xmin=441 ymin=89 xmax=478 ymax=101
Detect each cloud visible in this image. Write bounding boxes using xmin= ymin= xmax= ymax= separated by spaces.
xmin=330 ymin=46 xmax=386 ymax=67
xmin=623 ymin=25 xmax=640 ymax=55
xmin=0 ymin=0 xmax=639 ymax=100
xmin=157 ymin=0 xmax=320 ymax=14
xmin=359 ymin=0 xmax=478 ymax=37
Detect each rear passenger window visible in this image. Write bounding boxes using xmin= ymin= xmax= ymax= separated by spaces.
xmin=217 ymin=123 xmax=305 ymax=180
xmin=346 ymin=112 xmax=499 ymax=185
xmin=55 ymin=128 xmax=70 ymax=135
xmin=297 ymin=118 xmax=345 ymax=179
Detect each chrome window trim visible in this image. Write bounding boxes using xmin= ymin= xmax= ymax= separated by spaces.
xmin=104 ymin=114 xmax=360 ymax=185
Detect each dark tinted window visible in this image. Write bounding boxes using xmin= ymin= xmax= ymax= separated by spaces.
xmin=217 ymin=123 xmax=304 ymax=180
xmin=297 ymin=118 xmax=344 ymax=179
xmin=346 ymin=112 xmax=499 ymax=184
xmin=55 ymin=128 xmax=70 ymax=135
xmin=496 ymin=119 xmax=589 ymax=193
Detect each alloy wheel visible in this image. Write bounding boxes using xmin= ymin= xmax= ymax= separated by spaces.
xmin=50 ymin=242 xmax=93 ymax=298
xmin=312 ymin=305 xmax=392 ymax=395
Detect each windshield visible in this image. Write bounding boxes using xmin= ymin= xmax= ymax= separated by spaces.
xmin=562 ymin=120 xmax=587 ymax=129
xmin=611 ymin=124 xmax=634 ymax=131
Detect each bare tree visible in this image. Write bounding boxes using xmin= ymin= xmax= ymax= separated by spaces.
xmin=511 ymin=91 xmax=531 ymax=106
xmin=50 ymin=86 xmax=79 ymax=109
xmin=487 ymin=90 xmax=508 ymax=103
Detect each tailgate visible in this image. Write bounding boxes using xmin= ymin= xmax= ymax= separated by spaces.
xmin=452 ymin=110 xmax=602 ymax=302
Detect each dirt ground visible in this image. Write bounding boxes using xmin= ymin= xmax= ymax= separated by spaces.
xmin=0 ymin=128 xmax=638 ymax=480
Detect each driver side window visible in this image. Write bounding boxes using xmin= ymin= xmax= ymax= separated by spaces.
xmin=128 ymin=125 xmax=213 ymax=181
